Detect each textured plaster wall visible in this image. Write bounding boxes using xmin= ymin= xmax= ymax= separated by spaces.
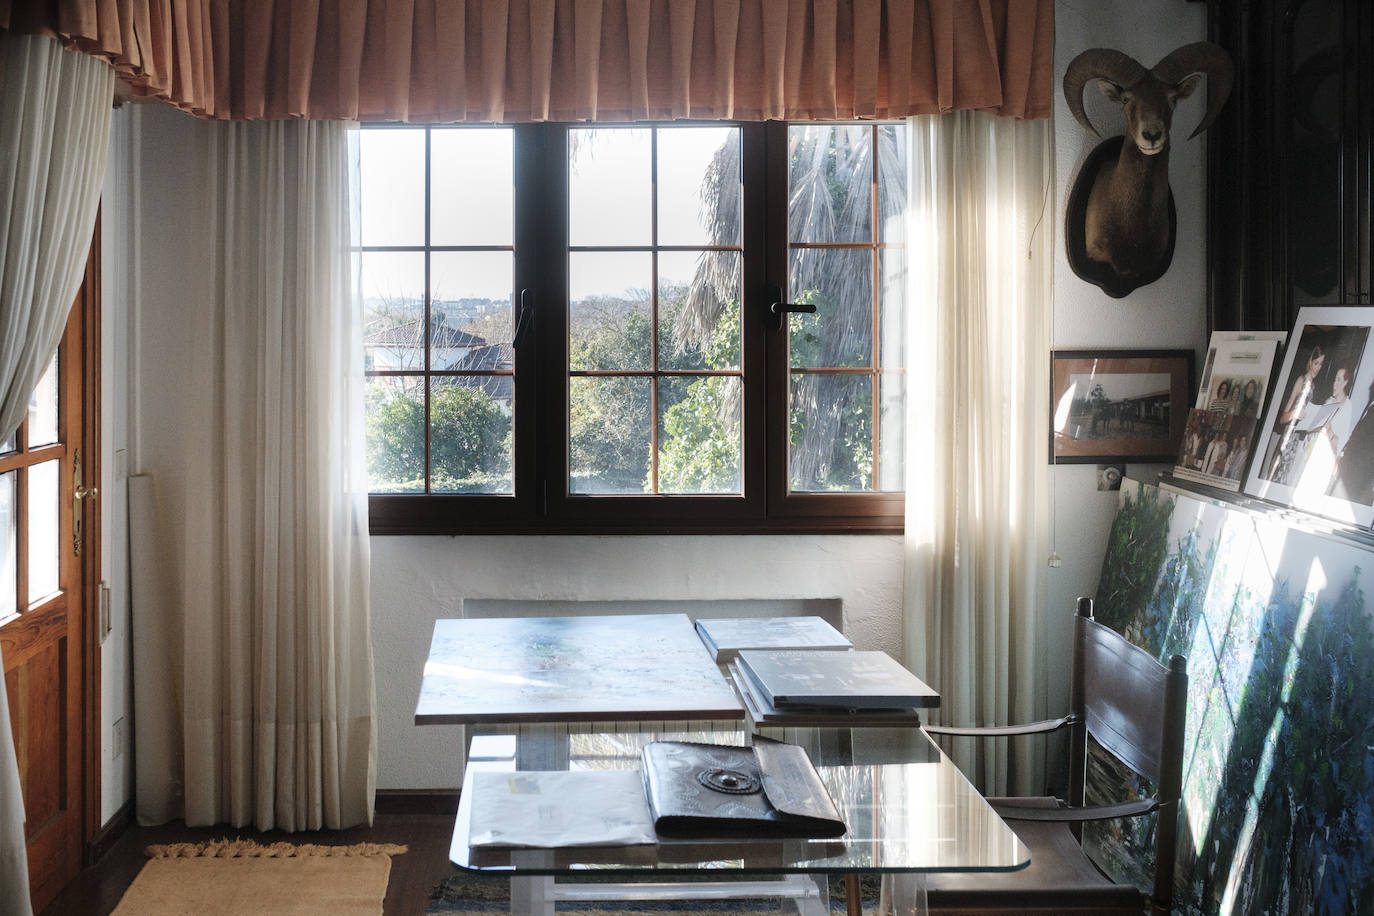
xmin=371 ymin=535 xmax=904 ymax=789
xmin=1047 ymin=0 xmax=1209 ymax=711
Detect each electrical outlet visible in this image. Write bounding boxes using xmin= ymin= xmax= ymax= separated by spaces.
xmin=112 ymin=717 xmax=125 ymax=760
xmin=99 ymin=583 xmax=112 ymax=642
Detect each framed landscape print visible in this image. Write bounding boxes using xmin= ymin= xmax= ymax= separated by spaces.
xmin=1244 ymin=306 xmax=1374 ymax=527
xmin=1050 ymin=350 xmax=1194 ymax=464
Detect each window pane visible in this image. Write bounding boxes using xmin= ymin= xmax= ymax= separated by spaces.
xmin=788 ymin=125 xmax=873 ymax=244
xmin=431 ymin=128 xmax=513 ymax=246
xmin=658 ymin=376 xmax=742 ymax=495
xmin=365 ymin=377 xmax=425 ymax=493
xmin=570 ymin=376 xmax=651 ymax=494
xmin=569 ymin=128 xmax=651 ymax=246
xmin=789 ymin=248 xmax=873 ymax=369
xmin=789 ymin=374 xmax=874 ymax=493
xmin=27 ymin=351 xmax=59 ymax=448
xmin=877 ymin=124 xmax=909 ymax=244
xmin=430 ymin=377 xmax=513 ymax=494
xmin=359 ymin=129 xmax=425 ymax=246
xmin=0 ymin=472 xmax=14 ymax=620
xmin=880 ymin=248 xmax=908 ymax=372
xmin=569 ymin=252 xmax=652 ymax=371
xmin=28 ymin=460 xmax=59 ymax=604
xmin=657 ymin=127 xmax=741 ymax=247
xmin=879 ymin=373 xmax=906 ymax=492
xmin=658 ymin=251 xmax=741 ymax=371
xmin=0 ymin=433 xmax=13 ymax=454
xmin=431 ymin=251 xmax=514 ymax=369
xmin=362 ymin=251 xmax=426 ymax=373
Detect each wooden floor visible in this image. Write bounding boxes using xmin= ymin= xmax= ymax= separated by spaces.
xmin=40 ymin=812 xmax=459 ymax=916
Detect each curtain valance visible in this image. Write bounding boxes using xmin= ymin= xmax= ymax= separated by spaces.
xmin=1 ymin=0 xmax=1052 ymax=122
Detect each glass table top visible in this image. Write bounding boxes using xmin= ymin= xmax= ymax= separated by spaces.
xmin=450 ymin=723 xmax=1030 ymax=877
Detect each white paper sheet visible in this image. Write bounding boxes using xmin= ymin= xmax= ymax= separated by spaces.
xmin=468 ymin=769 xmax=657 ymax=848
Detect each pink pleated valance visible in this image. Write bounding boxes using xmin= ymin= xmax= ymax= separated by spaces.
xmin=2 ymin=0 xmax=1052 ymax=122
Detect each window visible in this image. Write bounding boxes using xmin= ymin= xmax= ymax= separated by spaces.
xmin=360 ymin=121 xmax=908 ymax=534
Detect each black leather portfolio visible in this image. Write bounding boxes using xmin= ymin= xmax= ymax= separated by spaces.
xmin=640 ymin=739 xmax=846 ymax=838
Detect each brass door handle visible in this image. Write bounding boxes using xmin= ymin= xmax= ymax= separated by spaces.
xmin=76 ymin=486 xmax=99 ymax=500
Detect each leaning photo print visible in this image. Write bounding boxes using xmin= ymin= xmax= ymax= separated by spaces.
xmin=1243 ymin=307 xmax=1374 ymax=527
xmin=1050 ymin=350 xmax=1194 ymax=463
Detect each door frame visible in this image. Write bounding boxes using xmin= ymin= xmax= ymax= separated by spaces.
xmin=78 ymin=213 xmax=103 ymax=853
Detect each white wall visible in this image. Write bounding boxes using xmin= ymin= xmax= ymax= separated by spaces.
xmin=98 ymin=106 xmax=135 ymax=824
xmin=1046 ymin=0 xmax=1209 ymax=710
xmin=373 ymin=536 xmax=904 ymax=788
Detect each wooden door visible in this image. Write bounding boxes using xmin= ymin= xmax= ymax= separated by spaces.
xmin=0 ymin=246 xmax=98 ymax=913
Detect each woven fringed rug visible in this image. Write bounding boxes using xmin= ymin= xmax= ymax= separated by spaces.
xmin=112 ymin=838 xmax=408 ymax=915
xmin=426 ymin=872 xmax=882 ymax=914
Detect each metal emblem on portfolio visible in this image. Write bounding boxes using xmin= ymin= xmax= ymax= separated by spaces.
xmin=697 ymin=767 xmax=762 ymax=794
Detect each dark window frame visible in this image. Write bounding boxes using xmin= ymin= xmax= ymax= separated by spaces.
xmin=364 ymin=120 xmax=905 ymax=536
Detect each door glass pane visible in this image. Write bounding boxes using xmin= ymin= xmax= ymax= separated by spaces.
xmin=365 ymin=377 xmax=425 ymax=493
xmin=430 ymin=251 xmax=514 ymax=367
xmin=28 ymin=460 xmax=59 ymax=604
xmin=788 ymin=125 xmax=873 ymax=244
xmin=430 ymin=377 xmax=513 ymax=494
xmin=358 ymin=129 xmax=426 ymax=246
xmin=569 ymin=128 xmax=652 ymax=246
xmin=789 ymin=374 xmax=874 ymax=493
xmin=0 ymin=472 xmax=14 ymax=620
xmin=658 ymin=251 xmax=741 ymax=372
xmin=27 ymin=351 xmax=59 ymax=448
xmin=569 ymin=376 xmax=651 ymax=494
xmin=658 ymin=376 xmax=742 ymax=495
xmin=431 ymin=128 xmax=514 ymax=246
xmin=657 ymin=127 xmax=741 ymax=247
xmin=569 ymin=252 xmax=652 ymax=371
xmin=361 ymin=251 xmax=427 ymax=373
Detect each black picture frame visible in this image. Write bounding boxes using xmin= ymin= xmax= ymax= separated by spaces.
xmin=1050 ymin=349 xmax=1195 ymax=464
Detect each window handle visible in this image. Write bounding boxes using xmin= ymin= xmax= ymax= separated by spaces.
xmin=514 ymin=289 xmax=534 ymax=348
xmin=765 ymin=285 xmax=816 ymax=330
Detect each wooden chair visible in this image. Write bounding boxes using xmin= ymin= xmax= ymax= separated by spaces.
xmin=911 ymin=596 xmax=1188 ymax=915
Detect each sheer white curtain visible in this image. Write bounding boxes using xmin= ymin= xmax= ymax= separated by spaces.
xmin=1 ymin=32 xmax=112 ymax=915
xmin=902 ymin=110 xmax=1053 ymax=797
xmin=130 ymin=113 xmax=376 ymax=830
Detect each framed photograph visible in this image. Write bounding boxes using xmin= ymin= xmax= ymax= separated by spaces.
xmin=1243 ymin=306 xmax=1374 ymax=526
xmin=1173 ymin=333 xmax=1282 ymax=491
xmin=1050 ymin=349 xmax=1194 ymax=464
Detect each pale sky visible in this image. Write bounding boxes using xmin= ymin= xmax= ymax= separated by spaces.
xmin=357 ymin=125 xmax=738 ymax=311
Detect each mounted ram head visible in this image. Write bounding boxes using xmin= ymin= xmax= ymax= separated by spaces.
xmin=1063 ymin=42 xmax=1233 ymax=298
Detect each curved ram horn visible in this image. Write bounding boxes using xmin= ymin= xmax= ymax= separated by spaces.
xmin=1063 ymin=49 xmax=1149 ymax=138
xmin=1151 ymin=41 xmax=1235 ymax=139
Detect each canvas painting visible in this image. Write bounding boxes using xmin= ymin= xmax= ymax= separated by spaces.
xmin=1090 ymin=479 xmax=1374 ymax=915
xmin=1243 ymin=306 xmax=1374 ymax=525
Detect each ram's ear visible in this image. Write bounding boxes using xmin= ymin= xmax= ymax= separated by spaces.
xmin=1097 ymin=80 xmax=1127 ymax=104
xmin=1172 ymin=73 xmax=1203 ymax=100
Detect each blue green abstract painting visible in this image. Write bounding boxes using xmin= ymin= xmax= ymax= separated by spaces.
xmin=1090 ymin=480 xmax=1374 ymax=915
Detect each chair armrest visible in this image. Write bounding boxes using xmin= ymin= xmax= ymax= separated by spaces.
xmin=923 ymin=715 xmax=1074 ymax=738
xmin=992 ymin=797 xmax=1160 ymax=822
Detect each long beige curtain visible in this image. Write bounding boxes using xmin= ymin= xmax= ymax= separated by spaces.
xmin=903 ymin=110 xmax=1052 ymax=796
xmin=0 ymin=32 xmax=112 ymax=916
xmin=129 ymin=108 xmax=376 ymax=830
xmin=4 ymin=0 xmax=1052 ymax=122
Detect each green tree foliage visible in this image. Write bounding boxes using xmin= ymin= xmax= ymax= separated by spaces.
xmin=366 ymin=383 xmax=510 ymax=493
xmin=569 ymin=301 xmax=652 ymax=491
xmin=657 ymin=301 xmax=741 ymax=493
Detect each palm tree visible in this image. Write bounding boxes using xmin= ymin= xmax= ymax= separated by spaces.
xmin=680 ymin=124 xmax=908 ymax=490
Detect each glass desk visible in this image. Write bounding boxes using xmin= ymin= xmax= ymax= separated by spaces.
xmin=450 ymin=724 xmax=1029 ymax=915
xmin=416 ymin=615 xmax=1030 ymax=914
